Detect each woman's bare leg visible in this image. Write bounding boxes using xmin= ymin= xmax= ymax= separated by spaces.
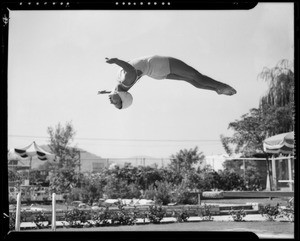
xmin=166 ymin=74 xmax=217 ymax=91
xmin=166 ymin=57 xmax=236 ymax=95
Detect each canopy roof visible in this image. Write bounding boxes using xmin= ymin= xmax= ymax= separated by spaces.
xmin=263 ymin=131 xmax=294 ymax=154
xmin=9 ymin=141 xmax=55 ymax=161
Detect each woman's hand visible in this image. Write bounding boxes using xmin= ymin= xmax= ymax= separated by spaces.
xmin=98 ymin=90 xmax=111 ymax=94
xmin=105 ymin=57 xmax=118 ymax=64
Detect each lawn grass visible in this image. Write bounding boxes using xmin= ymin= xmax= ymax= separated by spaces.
xmin=25 ymin=218 xmax=294 ymax=239
xmin=62 ymin=220 xmax=294 ymax=233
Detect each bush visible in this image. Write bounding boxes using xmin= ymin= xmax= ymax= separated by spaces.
xmin=171 ymin=182 xmax=198 ymax=205
xmin=64 ymin=208 xmax=90 ymax=228
xmin=200 ymin=204 xmax=214 ymax=221
xmin=279 ymin=206 xmax=294 ymax=222
xmin=259 ymin=204 xmax=280 ymax=221
xmin=244 ymin=174 xmax=263 ymax=191
xmin=197 ymin=170 xmax=220 ymax=191
xmin=68 ymin=188 xmax=83 ymax=202
xmin=33 ymin=211 xmax=50 ymax=229
xmin=144 ymin=181 xmax=172 ymax=205
xmin=229 ymin=208 xmax=246 ymax=222
xmin=20 ymin=210 xmax=31 ymax=222
xmin=146 ymin=205 xmax=166 ymax=224
xmin=143 ymin=185 xmax=156 ymax=200
xmin=278 ymin=200 xmax=294 ymax=222
xmin=217 ymin=171 xmax=245 ymax=191
xmin=173 ymin=209 xmax=190 ymax=222
xmin=110 ymin=201 xmax=137 ymax=226
xmin=9 ymin=197 xmax=16 ymax=204
xmin=104 ymin=177 xmax=141 ymax=199
xmin=9 ymin=212 xmax=16 ymax=230
xmin=91 ymin=207 xmax=111 ymax=226
xmin=125 ymin=183 xmax=142 ymax=199
xmin=155 ymin=181 xmax=172 ymax=205
xmin=9 ymin=210 xmax=33 ymax=230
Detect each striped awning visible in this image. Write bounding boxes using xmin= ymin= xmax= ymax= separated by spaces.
xmin=13 ymin=141 xmax=55 ymax=161
xmin=263 ymin=131 xmax=294 ymax=154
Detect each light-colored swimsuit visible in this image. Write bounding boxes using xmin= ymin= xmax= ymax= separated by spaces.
xmin=117 ymin=55 xmax=171 ymax=88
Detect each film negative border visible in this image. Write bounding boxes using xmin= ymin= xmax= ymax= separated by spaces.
xmin=2 ymin=1 xmax=258 ymax=10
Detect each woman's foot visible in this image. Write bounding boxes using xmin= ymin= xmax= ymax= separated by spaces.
xmin=216 ymin=84 xmax=237 ymax=96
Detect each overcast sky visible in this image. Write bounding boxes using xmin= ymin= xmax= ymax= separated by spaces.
xmin=7 ymin=3 xmax=294 ymax=159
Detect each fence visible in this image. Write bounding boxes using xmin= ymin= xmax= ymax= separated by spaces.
xmin=225 ymin=155 xmax=294 ymax=191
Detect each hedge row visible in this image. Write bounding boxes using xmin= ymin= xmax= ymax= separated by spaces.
xmin=9 ymin=203 xmax=219 ymax=229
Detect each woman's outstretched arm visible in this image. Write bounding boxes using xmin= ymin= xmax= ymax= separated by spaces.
xmin=105 ymin=57 xmax=138 ymax=89
xmin=105 ymin=57 xmax=136 ymax=74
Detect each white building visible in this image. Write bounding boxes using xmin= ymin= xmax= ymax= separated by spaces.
xmin=202 ymin=154 xmax=229 ymax=172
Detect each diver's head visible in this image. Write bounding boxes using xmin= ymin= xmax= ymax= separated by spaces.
xmin=109 ymin=91 xmax=133 ymax=109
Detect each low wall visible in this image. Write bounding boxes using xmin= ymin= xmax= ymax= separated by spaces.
xmin=222 ymin=191 xmax=294 ymax=198
xmin=199 ymin=191 xmax=294 ymax=199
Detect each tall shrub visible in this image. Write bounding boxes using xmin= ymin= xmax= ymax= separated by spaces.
xmin=144 ymin=181 xmax=172 ymax=205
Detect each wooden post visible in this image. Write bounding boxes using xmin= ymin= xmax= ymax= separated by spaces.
xmin=288 ymin=155 xmax=293 ymax=191
xmin=15 ymin=193 xmax=21 ymax=231
xmin=265 ymin=156 xmax=271 ymax=191
xmin=243 ymin=159 xmax=246 ymax=181
xmin=52 ymin=193 xmax=56 ymax=231
xmin=198 ymin=193 xmax=201 ymax=206
xmin=271 ymin=156 xmax=277 ymax=190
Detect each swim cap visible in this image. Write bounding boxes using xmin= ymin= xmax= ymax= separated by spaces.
xmin=117 ymin=91 xmax=133 ymax=109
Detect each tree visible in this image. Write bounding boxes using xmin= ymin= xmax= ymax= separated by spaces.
xmin=158 ymin=167 xmax=182 ymax=187
xmin=111 ymin=163 xmax=138 ymax=186
xmin=136 ymin=166 xmax=164 ymax=190
xmin=169 ymin=146 xmax=205 ymax=175
xmin=47 ymin=121 xmax=80 ymax=169
xmin=220 ymin=109 xmax=272 ymax=189
xmin=221 ymin=59 xmax=294 ymax=156
xmin=8 ymin=169 xmax=22 ymax=186
xmin=220 ymin=108 xmax=267 ymax=156
xmin=37 ymin=160 xmax=58 ymax=174
xmin=29 ymin=170 xmax=49 ymax=186
xmin=47 ymin=168 xmax=83 ymax=194
xmin=220 ymin=59 xmax=294 ymax=190
xmin=258 ymin=59 xmax=294 ymax=108
xmin=103 ymin=174 xmax=140 ymax=199
xmin=46 ymin=121 xmax=81 ymax=193
xmin=258 ymin=59 xmax=294 ymax=136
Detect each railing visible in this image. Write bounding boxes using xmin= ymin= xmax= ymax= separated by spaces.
xmin=14 ymin=192 xmax=57 ymax=231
